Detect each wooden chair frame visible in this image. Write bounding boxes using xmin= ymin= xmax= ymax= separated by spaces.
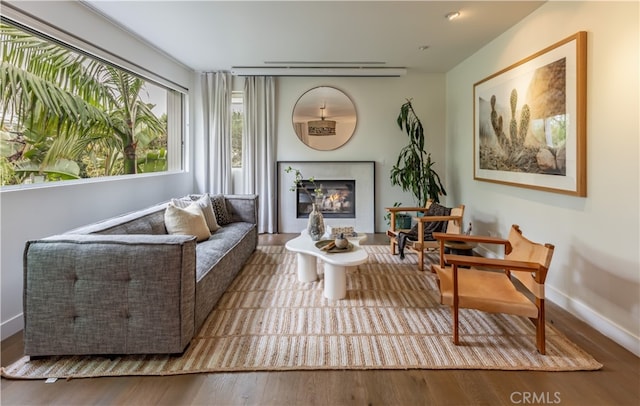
xmin=386 ymin=201 xmax=464 ymax=271
xmin=431 ymin=225 xmax=555 ymax=354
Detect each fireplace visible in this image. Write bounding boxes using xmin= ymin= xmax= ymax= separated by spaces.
xmin=297 ymin=179 xmax=356 ymax=219
xmin=278 ymin=161 xmax=375 ymax=233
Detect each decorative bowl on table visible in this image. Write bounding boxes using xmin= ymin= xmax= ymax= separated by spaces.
xmin=315 ymin=239 xmax=354 ymax=253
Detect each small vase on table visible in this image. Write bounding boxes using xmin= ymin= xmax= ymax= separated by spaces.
xmin=307 ymin=202 xmax=325 ymax=241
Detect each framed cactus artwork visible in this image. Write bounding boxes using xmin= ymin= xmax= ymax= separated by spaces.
xmin=473 ymin=31 xmax=587 ymax=197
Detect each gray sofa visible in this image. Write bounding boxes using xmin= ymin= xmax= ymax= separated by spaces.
xmin=22 ymin=194 xmax=258 ymax=356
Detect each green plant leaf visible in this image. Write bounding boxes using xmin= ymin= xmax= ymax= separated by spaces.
xmin=390 ymin=99 xmax=446 ymax=206
xmin=13 ymin=158 xmax=81 ymax=180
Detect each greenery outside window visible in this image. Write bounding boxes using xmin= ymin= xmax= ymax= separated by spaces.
xmin=0 ymin=20 xmax=185 ymax=187
xmin=231 ymin=91 xmax=243 ymax=168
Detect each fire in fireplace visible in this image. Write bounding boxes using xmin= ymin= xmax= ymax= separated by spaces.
xmin=297 ymin=179 xmax=356 ymax=219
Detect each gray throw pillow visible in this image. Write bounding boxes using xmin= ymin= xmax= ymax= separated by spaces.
xmin=210 ymin=194 xmax=233 ymax=225
xmin=407 ymin=202 xmax=452 ymax=241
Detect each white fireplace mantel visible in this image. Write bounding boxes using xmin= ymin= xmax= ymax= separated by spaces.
xmin=277 ymin=161 xmax=375 ymax=233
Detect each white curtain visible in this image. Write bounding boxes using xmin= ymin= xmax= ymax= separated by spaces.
xmin=202 ymin=71 xmax=232 ymax=194
xmin=242 ymin=76 xmax=276 ymax=233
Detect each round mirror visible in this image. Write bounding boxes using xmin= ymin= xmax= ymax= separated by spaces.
xmin=292 ymin=86 xmax=357 ymax=151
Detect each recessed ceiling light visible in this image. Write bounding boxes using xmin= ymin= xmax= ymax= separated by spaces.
xmin=445 ymin=11 xmax=460 ymax=21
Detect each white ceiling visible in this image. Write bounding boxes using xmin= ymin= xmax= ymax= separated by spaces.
xmin=82 ymin=1 xmax=545 ymax=74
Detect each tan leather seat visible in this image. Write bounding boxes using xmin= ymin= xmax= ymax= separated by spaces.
xmin=431 ymin=225 xmax=555 ymax=354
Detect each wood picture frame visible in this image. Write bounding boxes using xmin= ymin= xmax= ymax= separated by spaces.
xmin=473 ymin=31 xmax=587 ymax=196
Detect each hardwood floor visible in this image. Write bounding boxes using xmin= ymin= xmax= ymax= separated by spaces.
xmin=2 ymin=233 xmax=639 ymax=406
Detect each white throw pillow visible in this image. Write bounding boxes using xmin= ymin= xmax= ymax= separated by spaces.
xmin=164 ymin=202 xmax=211 ymax=242
xmin=172 ymin=194 xmax=220 ymax=232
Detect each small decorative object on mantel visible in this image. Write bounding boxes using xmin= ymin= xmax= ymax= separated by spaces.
xmin=285 ymin=166 xmax=325 ymax=241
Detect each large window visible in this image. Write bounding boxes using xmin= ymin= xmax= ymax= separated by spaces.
xmin=0 ymin=20 xmax=185 ymax=186
xmin=231 ymin=91 xmax=243 ymax=168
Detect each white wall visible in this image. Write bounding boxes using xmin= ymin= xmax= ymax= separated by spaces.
xmin=276 ymin=75 xmax=447 ymax=232
xmin=197 ymin=74 xmax=448 ymax=228
xmin=446 ymin=1 xmax=639 ymax=355
xmin=0 ymin=1 xmax=196 ymax=339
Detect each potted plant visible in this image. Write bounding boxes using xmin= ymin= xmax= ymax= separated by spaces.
xmin=384 ymin=202 xmax=412 ymax=229
xmin=390 ymin=99 xmax=446 ymax=207
xmin=284 ymin=166 xmax=325 ymax=241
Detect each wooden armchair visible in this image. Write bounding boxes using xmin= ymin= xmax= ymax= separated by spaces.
xmin=386 ymin=200 xmax=464 ymax=271
xmin=431 ymin=225 xmax=555 ymax=354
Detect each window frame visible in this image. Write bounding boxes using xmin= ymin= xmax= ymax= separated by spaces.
xmin=0 ymin=7 xmax=188 ymax=189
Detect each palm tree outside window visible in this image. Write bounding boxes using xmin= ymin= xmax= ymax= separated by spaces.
xmin=0 ymin=20 xmax=184 ymax=186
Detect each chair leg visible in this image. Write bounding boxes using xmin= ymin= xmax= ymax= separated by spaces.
xmin=452 ymin=306 xmax=459 ymax=345
xmin=418 ymin=250 xmax=424 ymax=271
xmin=537 ymin=319 xmax=545 ymax=355
xmin=389 ymin=239 xmax=396 ymax=255
xmin=536 ymin=301 xmax=546 ymax=354
xmin=452 ymin=264 xmax=460 ymax=345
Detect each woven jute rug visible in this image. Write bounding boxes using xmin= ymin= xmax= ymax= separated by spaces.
xmin=1 ymin=245 xmax=602 ymax=379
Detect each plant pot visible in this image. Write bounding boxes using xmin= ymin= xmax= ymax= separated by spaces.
xmin=395 ymin=214 xmax=412 ymax=230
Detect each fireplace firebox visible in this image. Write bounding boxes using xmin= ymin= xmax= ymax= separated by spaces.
xmin=297 ymin=179 xmax=355 ymax=219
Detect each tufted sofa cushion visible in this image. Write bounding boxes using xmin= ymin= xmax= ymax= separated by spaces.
xmin=23 ymin=234 xmax=197 ymax=355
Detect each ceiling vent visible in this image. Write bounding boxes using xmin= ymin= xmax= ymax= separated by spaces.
xmin=230 ymin=66 xmax=407 ymax=77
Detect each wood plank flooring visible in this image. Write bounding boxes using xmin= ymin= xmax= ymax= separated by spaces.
xmin=2 ymin=233 xmax=639 ymax=405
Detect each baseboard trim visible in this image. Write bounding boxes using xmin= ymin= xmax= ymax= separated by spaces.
xmin=1 ymin=313 xmax=23 ymax=341
xmin=546 ymin=286 xmax=640 ymax=357
xmin=474 ymin=245 xmax=497 ymax=258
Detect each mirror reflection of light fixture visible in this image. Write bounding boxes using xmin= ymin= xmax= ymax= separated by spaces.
xmin=292 ymin=86 xmax=357 ymax=150
xmin=307 ymin=103 xmax=336 ymax=136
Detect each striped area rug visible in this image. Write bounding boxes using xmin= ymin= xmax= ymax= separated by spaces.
xmin=1 ymin=246 xmax=601 ymax=379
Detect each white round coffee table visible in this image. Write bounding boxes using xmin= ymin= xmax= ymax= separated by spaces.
xmin=285 ymin=231 xmax=368 ymax=299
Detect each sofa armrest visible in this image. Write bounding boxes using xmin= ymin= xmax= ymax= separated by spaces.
xmin=23 ymin=234 xmax=197 ymax=356
xmin=226 ymin=194 xmax=259 ymax=224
